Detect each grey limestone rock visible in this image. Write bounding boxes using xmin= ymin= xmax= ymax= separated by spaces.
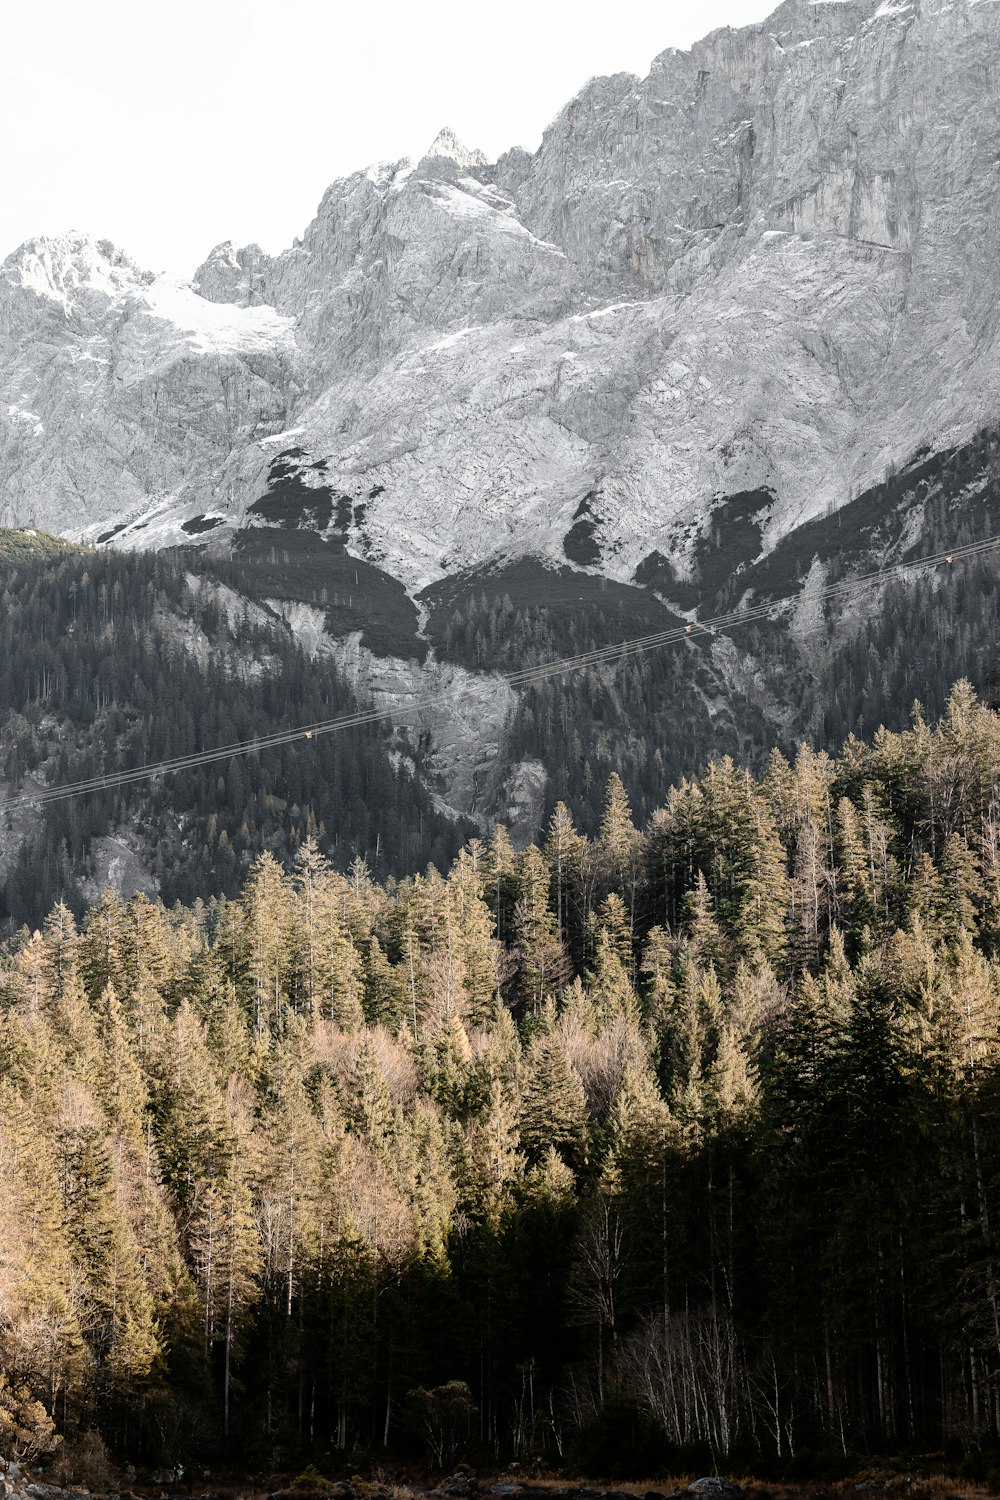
xmin=193 ymin=241 xmax=273 ymax=307
xmin=0 ymin=0 xmax=998 ymax=602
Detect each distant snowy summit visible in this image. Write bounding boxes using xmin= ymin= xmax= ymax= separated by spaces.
xmin=1 ymin=0 xmax=999 ymax=597
xmin=421 ymin=126 xmax=490 ymax=169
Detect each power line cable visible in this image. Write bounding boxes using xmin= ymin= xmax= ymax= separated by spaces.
xmin=0 ymin=532 xmax=992 ymax=817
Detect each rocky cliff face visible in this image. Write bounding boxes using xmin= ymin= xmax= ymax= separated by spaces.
xmin=0 ymin=233 xmax=300 ymax=537
xmin=1 ymin=0 xmax=998 ymax=592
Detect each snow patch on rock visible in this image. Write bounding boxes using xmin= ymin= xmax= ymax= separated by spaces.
xmin=137 ymin=275 xmax=297 ymax=355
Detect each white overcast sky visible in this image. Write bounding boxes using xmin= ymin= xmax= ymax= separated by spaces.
xmin=3 ymin=0 xmax=776 ymax=277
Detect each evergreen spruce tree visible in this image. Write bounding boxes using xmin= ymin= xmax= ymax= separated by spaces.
xmin=95 ymin=983 xmax=147 ymax=1140
xmin=520 ymin=1033 xmax=588 ymax=1169
xmin=598 ymin=773 xmax=639 ymax=886
xmin=514 ymin=845 xmax=571 ymax=1012
xmin=483 ymin=823 xmax=519 ymax=945
xmin=939 ymin=832 xmax=986 ymax=939
xmin=681 ymin=872 xmax=726 ymax=973
xmin=423 ymin=1012 xmax=473 ymax=1119
xmin=344 ymin=1035 xmax=396 ymax=1152
xmin=362 ymin=935 xmax=408 ymax=1032
xmin=293 ymin=839 xmax=365 ymax=1030
xmin=152 ymin=999 xmax=233 ymax=1213
xmin=544 ymin=801 xmax=589 ymax=953
xmin=79 ymin=888 xmax=128 ymax=1000
xmin=707 ymin=1022 xmax=757 ymax=1128
xmin=462 ymin=1076 xmax=525 ymax=1226
xmin=448 ymin=846 xmax=500 ymax=1025
xmin=240 ymin=852 xmax=297 ymax=1037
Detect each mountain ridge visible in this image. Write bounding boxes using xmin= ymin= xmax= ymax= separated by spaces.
xmin=3 ymin=0 xmax=998 ymax=600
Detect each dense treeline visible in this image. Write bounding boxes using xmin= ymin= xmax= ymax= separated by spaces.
xmin=0 ymin=548 xmax=469 ymax=927
xmin=6 ymin=532 xmax=1000 ymax=927
xmin=5 ymin=684 xmax=1000 ymax=1473
xmin=429 ymin=424 xmax=1000 ymax=841
xmin=504 ymin=557 xmax=1000 ymax=838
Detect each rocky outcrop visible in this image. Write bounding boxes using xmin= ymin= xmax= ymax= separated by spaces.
xmin=193 ymin=240 xmax=272 ymax=307
xmin=0 ymin=233 xmax=300 ymax=540
xmin=264 ymin=600 xmax=555 ymax=833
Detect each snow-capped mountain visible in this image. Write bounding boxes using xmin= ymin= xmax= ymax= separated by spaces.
xmin=2 ymin=0 xmax=999 ymax=592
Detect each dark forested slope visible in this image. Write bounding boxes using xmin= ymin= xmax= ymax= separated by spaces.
xmin=7 ymin=463 xmax=1000 ymax=936
xmin=5 ymin=687 xmax=1000 ymax=1474
xmin=0 ymin=543 xmax=470 ymax=927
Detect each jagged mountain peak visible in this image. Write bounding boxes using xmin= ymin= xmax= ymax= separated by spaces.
xmin=2 ymin=230 xmax=154 ymax=313
xmin=421 ymin=126 xmax=490 ymax=170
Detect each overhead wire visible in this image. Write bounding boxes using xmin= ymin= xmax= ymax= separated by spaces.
xmin=0 ymin=531 xmax=994 ymax=817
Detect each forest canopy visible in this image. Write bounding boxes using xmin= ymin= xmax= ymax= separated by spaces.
xmin=4 ymin=684 xmax=1000 ymax=1475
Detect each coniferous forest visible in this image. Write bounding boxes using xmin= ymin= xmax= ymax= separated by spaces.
xmin=0 ymin=543 xmax=472 ymax=928
xmin=6 ymin=531 xmax=1000 ymax=933
xmin=7 ymin=685 xmax=1000 ymax=1477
